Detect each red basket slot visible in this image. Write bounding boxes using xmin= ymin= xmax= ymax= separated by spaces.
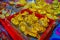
xmin=0 ymin=19 xmax=24 ymax=40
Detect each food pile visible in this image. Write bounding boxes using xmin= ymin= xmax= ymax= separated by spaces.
xmin=11 ymin=11 xmax=49 ymax=38
xmin=0 ymin=0 xmax=60 ymax=20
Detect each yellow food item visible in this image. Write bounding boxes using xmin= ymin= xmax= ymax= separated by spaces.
xmin=18 ymin=16 xmax=23 ymax=21
xmin=46 ymin=14 xmax=53 ymax=19
xmin=5 ymin=13 xmax=10 ymax=17
xmin=32 ymin=23 xmax=41 ymax=31
xmin=19 ymin=21 xmax=27 ymax=26
xmin=39 ymin=27 xmax=46 ymax=33
xmin=29 ymin=8 xmax=36 ymax=12
xmin=32 ymin=22 xmax=46 ymax=33
xmin=17 ymin=14 xmax=23 ymax=21
xmin=40 ymin=10 xmax=46 ymax=14
xmin=20 ymin=26 xmax=26 ymax=32
xmin=24 ymin=31 xmax=28 ymax=35
xmin=53 ymin=16 xmax=58 ymax=19
xmin=11 ymin=18 xmax=19 ymax=25
xmin=0 ymin=14 xmax=5 ymax=19
xmin=32 ymin=15 xmax=38 ymax=21
xmin=39 ymin=17 xmax=49 ymax=27
xmin=22 ymin=11 xmax=29 ymax=15
xmin=16 ymin=0 xmax=26 ymax=5
xmin=31 ymin=27 xmax=37 ymax=33
xmin=28 ymin=32 xmax=37 ymax=37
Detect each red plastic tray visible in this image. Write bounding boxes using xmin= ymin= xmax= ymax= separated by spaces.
xmin=6 ymin=9 xmax=55 ymax=40
xmin=0 ymin=24 xmax=12 ymax=40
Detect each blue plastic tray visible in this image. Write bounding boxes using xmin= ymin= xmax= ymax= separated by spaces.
xmin=50 ymin=23 xmax=60 ymax=40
